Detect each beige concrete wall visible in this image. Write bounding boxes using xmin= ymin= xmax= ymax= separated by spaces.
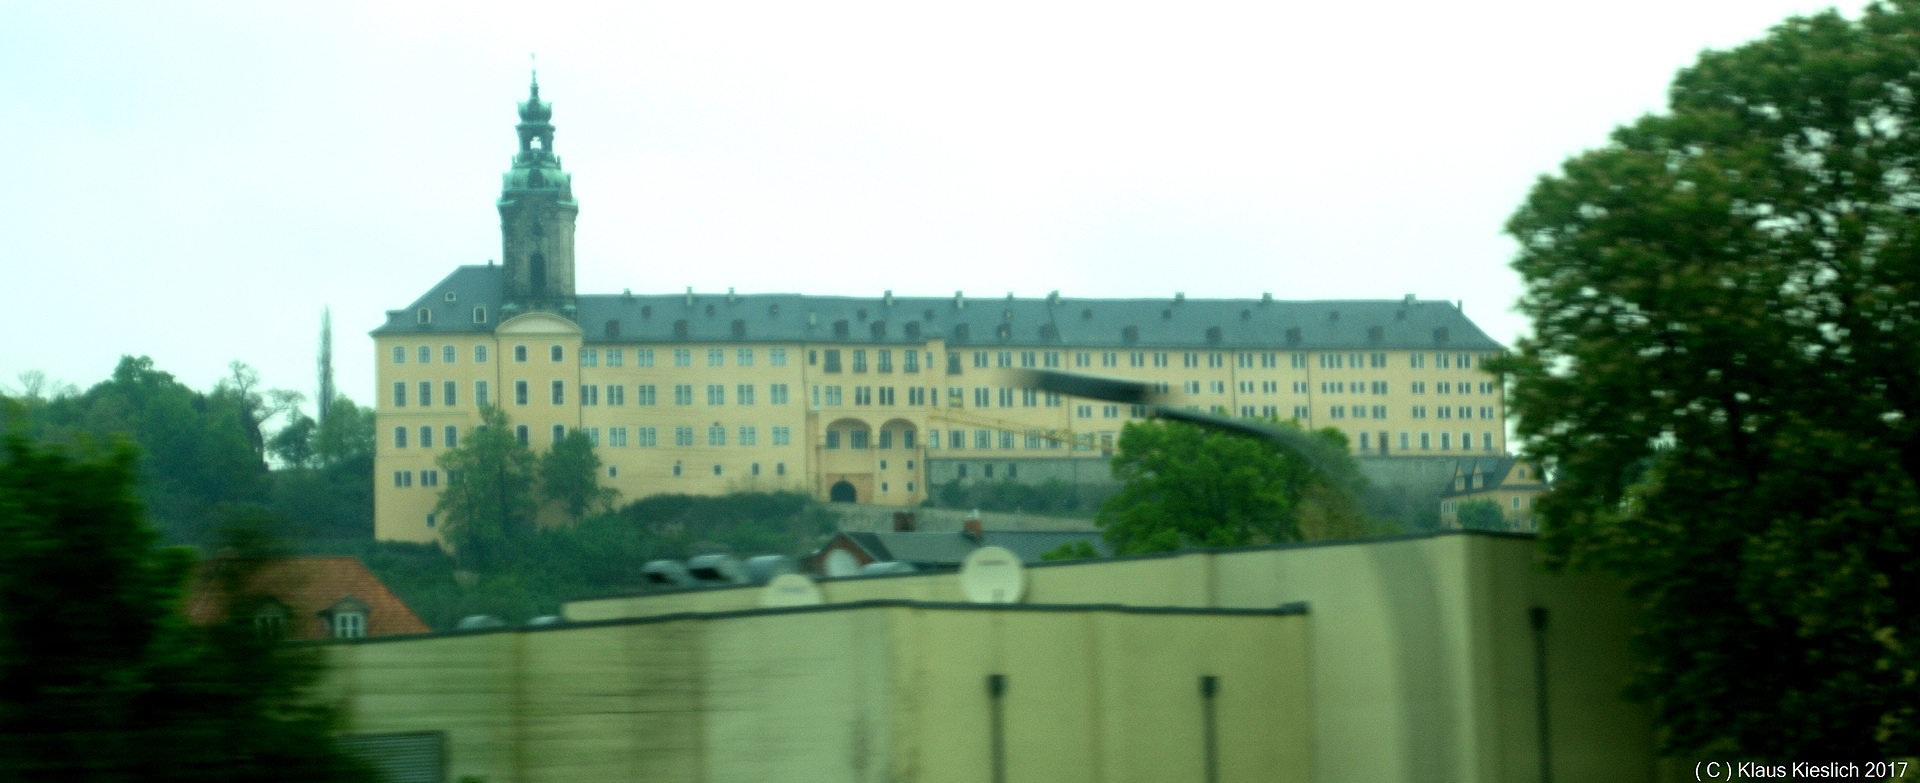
xmin=326 ymin=603 xmax=1308 ymax=783
xmin=562 ymin=532 xmax=1654 ymax=782
xmin=889 ymin=608 xmax=1310 ymax=783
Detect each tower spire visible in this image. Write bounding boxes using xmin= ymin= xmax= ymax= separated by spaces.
xmin=499 ymin=72 xmax=576 ymax=311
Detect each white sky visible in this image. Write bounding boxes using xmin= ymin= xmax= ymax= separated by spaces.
xmin=0 ymin=0 xmax=1865 ymax=417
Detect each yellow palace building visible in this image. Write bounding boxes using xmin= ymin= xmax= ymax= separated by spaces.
xmin=371 ymin=80 xmax=1511 ymax=543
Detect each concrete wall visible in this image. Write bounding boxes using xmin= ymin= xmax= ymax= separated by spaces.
xmin=833 ymin=503 xmax=1098 ymax=533
xmin=563 ymin=531 xmax=1654 ymax=782
xmin=325 ymin=602 xmax=1309 ymax=783
xmin=926 ymin=455 xmax=1121 ymax=489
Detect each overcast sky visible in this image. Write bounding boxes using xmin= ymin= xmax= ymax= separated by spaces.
xmin=0 ymin=0 xmax=1866 ymax=418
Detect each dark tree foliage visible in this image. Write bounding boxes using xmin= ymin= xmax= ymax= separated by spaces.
xmin=615 ymin=491 xmax=838 ymax=557
xmin=538 ymin=430 xmax=615 ymax=524
xmin=1 ymin=358 xmax=365 ymax=548
xmin=267 ymin=397 xmax=375 ymax=543
xmin=3 ymin=357 xmax=271 ymax=544
xmin=343 ymin=492 xmax=840 ymax=629
xmin=1492 ymin=1 xmax=1920 ymax=759
xmin=310 ymin=396 xmax=375 ymax=470
xmin=1453 ymin=499 xmax=1506 ymax=532
xmin=269 ymin=414 xmax=318 ymax=469
xmin=435 ymin=405 xmax=538 ymax=569
xmin=1097 ymin=418 xmax=1370 ymax=554
xmin=0 ymin=429 xmax=368 ymax=782
xmin=1039 ymin=540 xmax=1099 ymax=562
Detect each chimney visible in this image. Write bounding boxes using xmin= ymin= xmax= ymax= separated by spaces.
xmin=955 ymin=290 xmax=966 ymax=309
xmin=685 ymin=286 xmax=694 ymax=306
xmin=1174 ymin=292 xmax=1185 ymax=303
xmin=884 ymin=289 xmax=894 ymax=308
xmin=962 ymin=517 xmax=983 ymax=542
xmin=1047 ymin=290 xmax=1060 ymax=305
xmin=727 ymin=286 xmax=736 ymax=304
xmin=893 ymin=512 xmax=916 ymax=532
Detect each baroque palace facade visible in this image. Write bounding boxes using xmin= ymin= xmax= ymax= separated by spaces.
xmin=371 ymin=81 xmax=1508 ymax=542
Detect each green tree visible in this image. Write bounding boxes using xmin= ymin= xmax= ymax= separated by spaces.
xmin=23 ymin=357 xmax=268 ymax=544
xmin=265 ymin=397 xmax=376 ymax=544
xmin=1492 ymin=1 xmax=1920 ymax=759
xmin=270 ymin=413 xmax=318 ymax=469
xmin=435 ymin=406 xmax=537 ymax=569
xmin=1453 ymin=499 xmax=1505 ymax=532
xmin=538 ymin=430 xmax=615 ymax=524
xmin=1039 ymin=540 xmax=1099 ymax=561
xmin=212 ymin=361 xmax=304 ymax=463
xmin=1096 ymin=418 xmax=1367 ymax=554
xmin=311 ymin=396 xmax=375 ymax=469
xmin=0 ymin=426 xmax=368 ymax=781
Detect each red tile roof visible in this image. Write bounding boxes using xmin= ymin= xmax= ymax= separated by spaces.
xmin=184 ymin=556 xmax=430 ymax=639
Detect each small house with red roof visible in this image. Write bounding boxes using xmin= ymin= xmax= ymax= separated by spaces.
xmin=186 ymin=556 xmax=430 ymax=640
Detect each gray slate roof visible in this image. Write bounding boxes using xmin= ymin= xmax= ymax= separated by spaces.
xmin=1438 ymin=457 xmax=1550 ymax=498
xmin=374 ymin=265 xmax=1505 ymax=351
xmin=841 ymin=530 xmax=1112 ymax=567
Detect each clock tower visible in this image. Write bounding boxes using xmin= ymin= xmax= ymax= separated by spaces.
xmin=499 ymin=73 xmax=577 ymax=312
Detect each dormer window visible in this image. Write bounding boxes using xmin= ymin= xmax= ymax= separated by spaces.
xmin=322 ymin=596 xmax=371 ymax=639
xmin=252 ymin=600 xmax=289 ymax=641
xmin=416 ymin=308 xmax=432 ymax=325
xmin=333 ymin=612 xmax=365 ymax=638
xmin=474 ymin=306 xmax=488 ymax=324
